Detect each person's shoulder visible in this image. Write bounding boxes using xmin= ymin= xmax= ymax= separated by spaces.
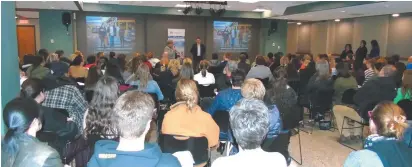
xmin=344 ymin=150 xmax=382 ymax=167
xmin=212 ymin=156 xmax=233 ymax=167
xmin=156 ymin=153 xmax=181 ymax=167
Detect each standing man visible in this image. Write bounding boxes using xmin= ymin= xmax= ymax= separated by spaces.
xmin=107 ymin=22 xmax=117 ymax=48
xmin=190 ymin=37 xmax=206 ymax=71
xmin=164 ymin=40 xmax=176 ymax=60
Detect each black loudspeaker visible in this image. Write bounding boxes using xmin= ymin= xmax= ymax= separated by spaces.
xmin=62 ymin=12 xmax=71 ymax=31
xmin=270 ymin=20 xmax=277 ymax=32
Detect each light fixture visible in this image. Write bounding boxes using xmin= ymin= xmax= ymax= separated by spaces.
xmin=341 ymin=10 xmax=345 ymax=12
xmin=335 ymin=19 xmax=340 ymax=22
xmin=392 ymin=13 xmax=399 ymax=17
xmin=239 ymin=0 xmax=259 ymax=3
xmin=175 ymin=4 xmax=191 ymax=8
xmin=297 ymin=22 xmax=301 ymax=25
xmin=252 ymin=8 xmax=269 ymax=12
xmin=177 ymin=9 xmax=182 ymax=12
xmin=15 ymin=16 xmax=18 ymax=19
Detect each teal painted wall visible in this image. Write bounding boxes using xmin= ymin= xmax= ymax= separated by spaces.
xmin=39 ymin=10 xmax=74 ymax=53
xmin=1 ymin=1 xmax=20 ymax=135
xmin=260 ymin=20 xmax=287 ymax=55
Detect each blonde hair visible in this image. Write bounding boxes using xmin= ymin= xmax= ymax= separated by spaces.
xmin=146 ymin=52 xmax=154 ymax=59
xmin=183 ymin=57 xmax=193 ymax=66
xmin=168 ymin=59 xmax=181 ymax=76
xmin=47 ymin=53 xmax=59 ymax=63
xmin=371 ymin=101 xmax=408 ymax=139
xmin=136 ymin=64 xmax=152 ymax=89
xmin=241 ymin=78 xmax=266 ymax=100
xmin=175 ymin=79 xmax=199 ymax=110
xmin=280 ymin=56 xmax=289 ymax=66
xmin=135 ymin=52 xmax=141 ymax=57
xmin=160 ymin=57 xmax=169 ymax=72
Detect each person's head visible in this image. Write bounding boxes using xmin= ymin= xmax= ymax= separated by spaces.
xmin=196 ymin=37 xmax=201 ymax=44
xmin=225 ymin=60 xmax=238 ymax=75
xmin=401 ymin=70 xmax=412 ymax=96
xmin=379 ymin=65 xmax=396 ymax=77
xmin=85 ymin=66 xmax=101 ymax=88
xmin=239 ymin=53 xmax=248 ymax=63
xmin=255 ymin=56 xmax=266 ymax=66
xmin=86 ymin=55 xmax=97 ymax=65
xmin=38 ymin=48 xmax=49 ymax=61
xmin=105 ymin=61 xmax=124 ymax=83
xmin=46 ymin=53 xmax=59 ymax=63
xmin=360 ymin=40 xmax=366 ymax=47
xmin=231 ymin=70 xmax=246 ymax=87
xmin=136 ymin=64 xmax=152 ymax=89
xmin=55 ymin=50 xmax=64 ymax=58
xmin=72 ymin=55 xmax=84 ymax=66
xmin=365 ymin=58 xmax=376 ymax=69
xmin=85 ymin=76 xmax=119 ymax=138
xmin=316 ymin=59 xmax=330 ymax=80
xmin=344 ymin=44 xmax=352 ymax=51
xmin=271 ymin=67 xmax=288 ymax=90
xmin=109 ymin=52 xmax=116 ymax=59
xmin=223 ymin=52 xmax=232 ymax=61
xmin=241 ymin=79 xmax=265 ymax=100
xmin=371 ymin=40 xmax=379 ymax=49
xmin=199 ymin=60 xmax=210 ymax=77
xmin=97 ymin=52 xmax=104 ymax=58
xmin=267 ymin=52 xmax=274 ymax=60
xmin=181 ymin=63 xmax=194 ymax=80
xmin=98 ymin=56 xmax=109 ymax=70
xmin=391 ymin=54 xmax=400 ymax=63
xmin=167 ymin=40 xmax=174 ymax=48
xmin=280 ymin=56 xmax=289 ymax=66
xmin=113 ymin=91 xmax=155 ymax=140
xmin=168 ymin=59 xmax=181 ymax=76
xmin=369 ymin=101 xmax=408 ymax=139
xmin=212 ymin=53 xmax=219 ymax=60
xmin=183 ymin=57 xmax=193 ymax=66
xmin=20 ymin=78 xmax=45 ymax=103
xmin=127 ymin=56 xmax=141 ymax=74
xmin=229 ymin=98 xmax=269 ymax=150
xmin=336 ymin=62 xmax=351 ymax=78
xmin=175 ymin=79 xmax=199 ymax=110
xmin=3 ymin=98 xmax=43 ymax=158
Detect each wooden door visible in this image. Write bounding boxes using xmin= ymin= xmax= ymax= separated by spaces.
xmin=16 ymin=25 xmax=36 ymax=60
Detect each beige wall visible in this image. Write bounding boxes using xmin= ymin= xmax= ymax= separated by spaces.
xmin=16 ymin=18 xmax=41 ymax=51
xmin=287 ymin=15 xmax=412 ymax=58
xmin=286 ymin=24 xmax=298 ymax=54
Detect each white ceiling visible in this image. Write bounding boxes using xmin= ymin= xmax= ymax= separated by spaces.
xmin=275 ymin=1 xmax=412 ymax=21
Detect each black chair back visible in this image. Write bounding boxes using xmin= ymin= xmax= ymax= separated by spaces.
xmin=341 ymin=89 xmax=357 ymax=105
xmin=198 ymin=84 xmax=216 ymax=98
xmin=257 ymin=78 xmax=270 ymax=89
xmin=278 ymin=104 xmax=302 ymax=130
xmin=158 ymin=134 xmax=209 ymax=165
xmin=212 ymin=111 xmax=230 ymax=133
xmin=288 ymin=80 xmax=300 ymax=95
xmin=310 ymin=88 xmax=334 ymax=116
xmin=261 ymin=132 xmax=290 ymax=163
xmin=397 ymin=99 xmax=412 ymax=120
xmin=85 ymin=90 xmax=94 ymax=103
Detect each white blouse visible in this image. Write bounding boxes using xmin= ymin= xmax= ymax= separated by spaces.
xmin=194 ymin=71 xmax=215 ymax=86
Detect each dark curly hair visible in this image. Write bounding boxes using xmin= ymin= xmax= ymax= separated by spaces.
xmin=84 ymin=76 xmax=119 ymax=139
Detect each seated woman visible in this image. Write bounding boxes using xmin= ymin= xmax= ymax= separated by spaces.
xmin=129 ymin=64 xmax=164 ymax=101
xmin=63 ymin=76 xmax=119 ymax=167
xmin=363 ymin=58 xmax=379 ymax=86
xmin=194 ymin=60 xmax=215 ymax=86
xmin=344 ymin=102 xmax=412 ymax=167
xmin=69 ymin=55 xmax=88 ymax=79
xmin=2 ymin=98 xmax=63 ymax=167
xmin=168 ymin=59 xmax=181 ymax=88
xmin=162 ymin=79 xmax=220 ymax=148
xmin=333 ymin=62 xmax=358 ymax=104
xmin=26 ymin=55 xmax=50 ymax=79
xmin=246 ymin=56 xmax=272 ymax=80
xmin=394 ymin=70 xmax=412 ymax=104
xmin=84 ymin=66 xmax=102 ymax=102
xmin=46 ymin=53 xmax=69 ymax=77
xmin=181 ymin=62 xmax=194 ymax=80
xmin=20 ymin=78 xmax=78 ymax=155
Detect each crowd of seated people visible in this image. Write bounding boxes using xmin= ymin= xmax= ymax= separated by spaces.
xmin=6 ymin=47 xmax=412 ymax=167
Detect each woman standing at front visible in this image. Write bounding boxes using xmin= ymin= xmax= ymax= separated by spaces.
xmin=354 ymin=40 xmax=368 ymax=72
xmin=369 ymin=40 xmax=380 ymax=59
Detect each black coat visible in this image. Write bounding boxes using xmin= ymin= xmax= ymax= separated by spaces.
xmin=190 ymin=43 xmax=206 ymax=60
xmin=354 ymin=77 xmax=397 ymax=120
xmin=340 ymin=50 xmax=354 ymax=60
xmin=354 ymin=46 xmax=368 ymax=71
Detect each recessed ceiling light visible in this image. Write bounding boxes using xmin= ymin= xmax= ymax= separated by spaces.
xmin=175 ymin=4 xmax=190 ymax=8
xmin=297 ymin=22 xmax=301 ymax=25
xmin=392 ymin=13 xmax=400 ymax=17
xmin=253 ymin=8 xmax=270 ymax=12
xmin=335 ymin=19 xmax=340 ymax=22
xmin=50 ymin=6 xmax=55 ymax=9
xmin=341 ymin=11 xmax=345 ymax=13
xmin=239 ymin=0 xmax=259 ymax=3
xmin=227 ymin=6 xmax=231 ymax=8
xmin=177 ymin=9 xmax=182 ymax=12
xmin=15 ymin=16 xmax=18 ymax=19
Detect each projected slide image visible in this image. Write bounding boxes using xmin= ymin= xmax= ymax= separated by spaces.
xmin=86 ymin=16 xmax=135 ymax=54
xmin=213 ymin=21 xmax=251 ymax=52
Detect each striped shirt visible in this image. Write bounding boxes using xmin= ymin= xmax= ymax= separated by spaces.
xmin=364 ymin=69 xmax=377 ymax=85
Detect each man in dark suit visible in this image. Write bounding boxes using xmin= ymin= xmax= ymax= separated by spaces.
xmin=190 ymin=37 xmax=206 ymax=72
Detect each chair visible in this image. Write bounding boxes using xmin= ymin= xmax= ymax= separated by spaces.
xmin=261 ymin=132 xmax=292 ymax=166
xmin=397 ymin=99 xmax=412 ymax=120
xmin=197 ymin=84 xmax=216 ymax=98
xmin=257 ymin=78 xmax=270 ymax=89
xmin=341 ymin=89 xmax=357 ymax=105
xmin=302 ymin=89 xmax=335 ymax=134
xmin=158 ymin=134 xmax=210 ymax=167
xmin=212 ymin=111 xmax=232 ymax=155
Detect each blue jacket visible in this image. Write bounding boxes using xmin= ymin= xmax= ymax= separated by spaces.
xmin=404 ymin=121 xmax=412 ymax=146
xmin=129 ymin=80 xmax=164 ymax=101
xmin=207 ymin=88 xmax=242 ymax=116
xmin=266 ymin=104 xmax=283 ymax=138
xmin=88 ymin=140 xmax=181 ymax=167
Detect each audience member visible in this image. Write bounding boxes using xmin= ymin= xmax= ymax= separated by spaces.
xmin=194 ymin=60 xmax=215 ymax=86
xmin=38 ymin=48 xmax=49 ymax=61
xmin=105 ymin=61 xmax=125 ymax=84
xmin=267 ymin=52 xmax=274 ymax=64
xmin=141 ymin=54 xmax=153 ymax=69
xmin=363 ymin=58 xmax=378 ymax=85
xmin=69 ymin=50 xmax=83 ymax=61
xmin=212 ymin=98 xmax=287 ymax=167
xmin=269 ymin=52 xmax=282 ymax=72
xmin=298 ymin=58 xmax=316 ymax=107
xmin=46 ymin=53 xmax=69 ymax=77
xmin=64 ymin=76 xmax=119 ymax=167
xmin=129 ymin=64 xmax=164 ymax=101
xmin=208 ymin=70 xmax=245 ymax=116
xmin=333 ymin=62 xmax=358 ymax=104
xmin=85 ymin=66 xmax=102 ymax=91
xmin=210 ymin=53 xmax=220 ymax=66
xmin=147 ymin=51 xmax=160 ymax=68
xmin=216 ymin=60 xmax=238 ymax=91
xmin=180 ymin=62 xmax=194 ymax=80
xmin=118 ymin=53 xmax=127 ymax=73
xmin=84 ymin=55 xmax=97 ymax=69
xmin=237 ymin=53 xmax=251 ymax=74
xmin=123 ymin=56 xmax=141 ymax=84
xmin=55 ymin=50 xmax=64 ymax=58
xmin=392 ymin=54 xmax=406 ymax=88
xmin=394 ymin=70 xmax=412 ymax=104
xmin=354 ymin=65 xmax=397 ymax=121
xmin=340 ymin=44 xmax=354 ymax=61
xmin=162 ymin=79 xmax=219 ymax=148
xmin=246 ymin=56 xmax=272 ymax=80
xmin=69 ymin=55 xmax=88 ymax=79
xmin=108 ymin=51 xmax=119 ymax=66
xmin=88 ymin=91 xmax=181 ymax=167
xmin=369 ymin=40 xmax=380 ymax=59
xmin=26 ymin=55 xmax=50 ymax=79
xmin=169 ymin=59 xmax=182 ymax=87
xmin=344 ymin=102 xmax=412 ymax=167
xmin=1 ymin=98 xmax=64 ymax=167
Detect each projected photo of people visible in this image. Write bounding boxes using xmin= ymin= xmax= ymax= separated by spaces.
xmin=213 ymin=21 xmax=251 ymax=52
xmin=86 ymin=16 xmax=135 ymax=54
